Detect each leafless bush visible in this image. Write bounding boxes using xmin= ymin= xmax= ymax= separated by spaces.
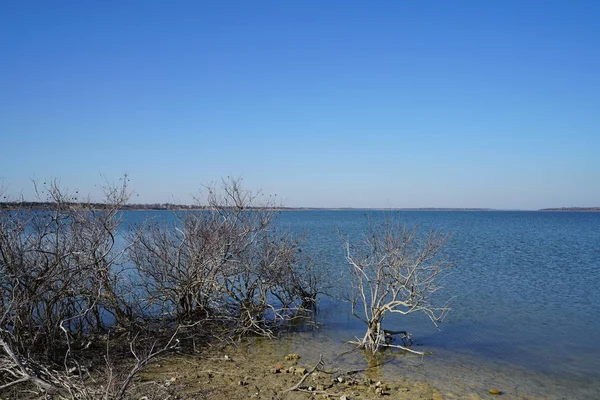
xmin=342 ymin=219 xmax=452 ymax=354
xmin=0 ymin=176 xmax=172 ymax=398
xmin=0 ymin=177 xmax=134 ymax=348
xmin=0 ymin=176 xmax=328 ymax=397
xmin=129 ymin=177 xmax=320 ymax=337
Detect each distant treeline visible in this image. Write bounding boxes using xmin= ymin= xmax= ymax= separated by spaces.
xmin=15 ymin=202 xmax=600 ymax=212
xmin=0 ymin=201 xmax=200 ymax=210
xmin=0 ymin=202 xmax=497 ymax=211
xmin=0 ymin=202 xmax=310 ymax=211
xmin=539 ymin=207 xmax=600 ymax=212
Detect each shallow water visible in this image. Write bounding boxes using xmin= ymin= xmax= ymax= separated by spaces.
xmin=277 ymin=210 xmax=600 ymax=399
xmin=268 ymin=328 xmax=600 ymax=399
xmin=122 ymin=210 xmax=600 ymax=399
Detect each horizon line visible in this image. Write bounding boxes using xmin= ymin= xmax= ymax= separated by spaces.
xmin=1 ymin=201 xmax=599 ymax=212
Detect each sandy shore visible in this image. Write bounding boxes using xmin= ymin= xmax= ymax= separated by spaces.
xmin=132 ymin=337 xmax=517 ymax=400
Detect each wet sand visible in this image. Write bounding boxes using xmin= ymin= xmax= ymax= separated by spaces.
xmin=137 ymin=338 xmax=448 ymax=399
xmin=133 ymin=331 xmax=599 ymax=399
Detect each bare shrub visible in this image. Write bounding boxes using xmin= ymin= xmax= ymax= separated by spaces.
xmin=0 ymin=176 xmax=327 ymax=397
xmin=129 ymin=177 xmax=320 ymax=337
xmin=342 ymin=219 xmax=452 ymax=354
xmin=0 ymin=176 xmax=172 ymax=398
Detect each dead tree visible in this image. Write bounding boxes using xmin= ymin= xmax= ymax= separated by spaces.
xmin=342 ymin=219 xmax=452 ymax=354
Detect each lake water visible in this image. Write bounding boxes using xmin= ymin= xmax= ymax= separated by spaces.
xmin=124 ymin=210 xmax=600 ymax=399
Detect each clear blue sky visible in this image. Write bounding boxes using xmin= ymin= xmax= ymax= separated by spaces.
xmin=1 ymin=1 xmax=599 ymax=209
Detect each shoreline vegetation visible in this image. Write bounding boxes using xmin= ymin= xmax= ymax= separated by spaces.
xmin=2 ymin=201 xmax=599 ymax=212
xmin=3 ymin=177 xmax=457 ymax=399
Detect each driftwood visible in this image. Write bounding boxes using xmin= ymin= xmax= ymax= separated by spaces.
xmin=283 ymin=355 xmax=324 ymax=393
xmin=384 ymin=344 xmax=425 ymax=355
xmin=347 ymin=339 xmax=425 ymax=356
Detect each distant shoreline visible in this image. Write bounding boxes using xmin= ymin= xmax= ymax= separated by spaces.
xmin=538 ymin=207 xmax=600 ymax=212
xmin=1 ymin=202 xmax=599 ymax=212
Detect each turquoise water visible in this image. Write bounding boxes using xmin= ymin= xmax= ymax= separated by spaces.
xmin=123 ymin=210 xmax=600 ymax=398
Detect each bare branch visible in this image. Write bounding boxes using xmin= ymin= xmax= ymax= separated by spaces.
xmin=342 ymin=218 xmax=452 ymax=354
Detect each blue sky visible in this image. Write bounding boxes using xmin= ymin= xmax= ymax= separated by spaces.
xmin=1 ymin=1 xmax=599 ymax=209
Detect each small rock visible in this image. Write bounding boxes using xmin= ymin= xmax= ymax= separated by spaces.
xmin=285 ymin=353 xmax=300 ymax=360
xmin=294 ymin=367 xmax=308 ymax=375
xmin=336 ymin=376 xmax=345 ymax=383
xmin=164 ymin=377 xmax=176 ymax=386
xmin=340 ymin=396 xmax=349 ymax=400
xmin=287 ymin=366 xmax=295 ymax=373
xmin=308 ymin=386 xmax=315 ymax=391
xmin=488 ymin=388 xmax=501 ymax=395
xmin=224 ymin=355 xmax=231 ymax=361
xmin=375 ymin=387 xmax=383 ymax=396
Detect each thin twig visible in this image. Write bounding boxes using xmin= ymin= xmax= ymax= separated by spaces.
xmin=283 ymin=354 xmax=324 ymax=393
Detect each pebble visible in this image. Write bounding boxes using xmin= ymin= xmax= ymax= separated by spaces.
xmin=489 ymin=388 xmax=501 ymax=395
xmin=271 ymin=364 xmax=283 ymax=374
xmin=294 ymin=367 xmax=307 ymax=375
xmin=164 ymin=377 xmax=177 ymax=387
